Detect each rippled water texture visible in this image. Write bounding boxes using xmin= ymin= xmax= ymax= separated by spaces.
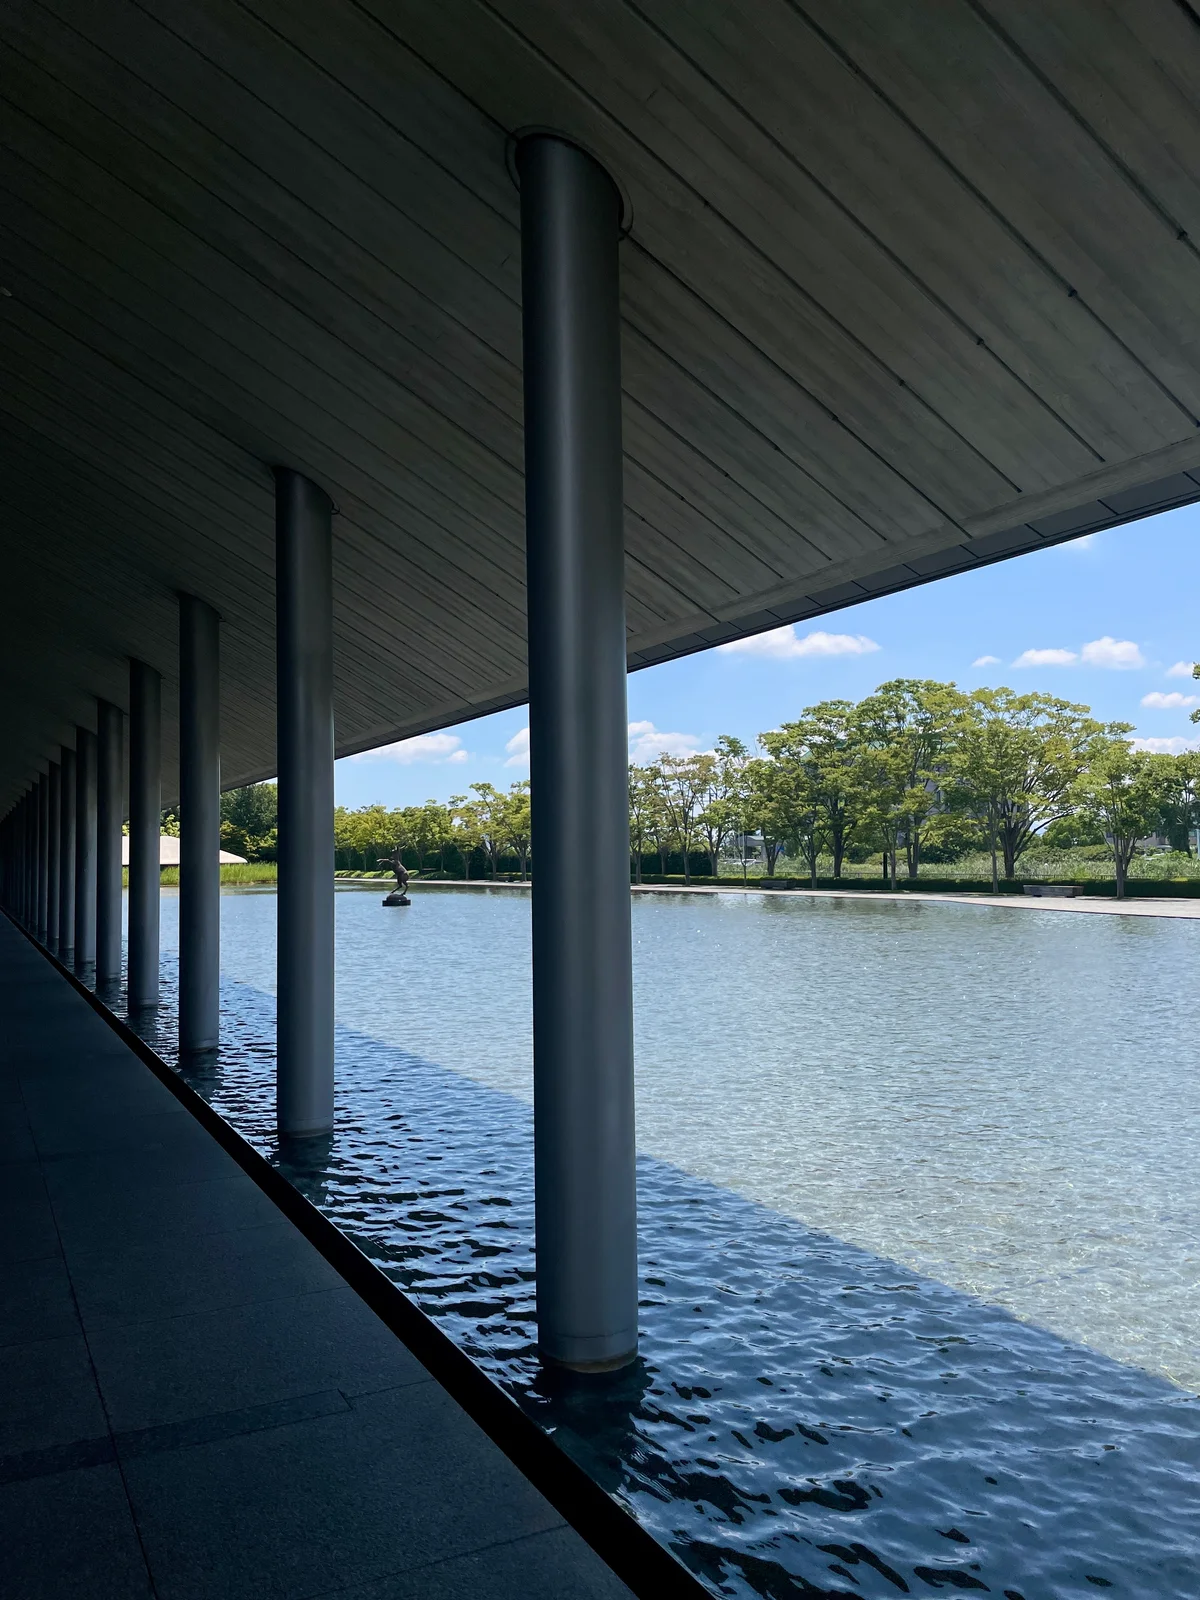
xmin=120 ymin=886 xmax=1200 ymax=1597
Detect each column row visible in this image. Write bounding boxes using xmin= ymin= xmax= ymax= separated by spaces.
xmin=0 ymin=131 xmax=635 ymax=1371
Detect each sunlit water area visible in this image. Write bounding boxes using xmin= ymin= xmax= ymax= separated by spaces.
xmin=116 ymin=884 xmax=1200 ymax=1598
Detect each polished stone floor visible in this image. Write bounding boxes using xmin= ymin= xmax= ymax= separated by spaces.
xmin=0 ymin=918 xmax=632 ymax=1600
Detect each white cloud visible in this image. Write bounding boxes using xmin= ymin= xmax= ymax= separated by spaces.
xmin=718 ymin=626 xmax=880 ymax=660
xmin=627 ymin=720 xmax=703 ymax=763
xmin=1141 ymin=691 xmax=1199 ymax=710
xmin=1166 ymin=661 xmax=1196 ymax=678
xmin=504 ymin=727 xmax=530 ymax=768
xmin=1131 ymin=736 xmax=1200 ymax=755
xmin=352 ymin=731 xmax=468 ymax=765
xmin=972 ymin=654 xmax=1001 ymax=667
xmin=1079 ymin=636 xmax=1145 ymax=670
xmin=1010 ymin=637 xmax=1147 ymax=671
xmin=1013 ymin=647 xmax=1078 ymax=668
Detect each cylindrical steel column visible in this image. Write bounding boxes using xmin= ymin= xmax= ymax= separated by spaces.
xmin=47 ymin=763 xmax=61 ymax=951
xmin=179 ymin=594 xmax=222 ymax=1056
xmin=37 ymin=773 xmax=49 ymax=941
xmin=13 ymin=804 xmax=21 ymax=919
xmin=517 ymin=133 xmax=637 ymax=1371
xmin=26 ymin=788 xmax=36 ymax=926
xmin=96 ymin=700 xmax=125 ymax=985
xmin=24 ymin=788 xmax=35 ymax=927
xmin=275 ymin=468 xmax=335 ymax=1137
xmin=75 ymin=728 xmax=98 ymax=970
xmin=128 ymin=661 xmax=162 ymax=1008
xmin=59 ymin=747 xmax=77 ymax=959
xmin=26 ymin=787 xmax=36 ymax=927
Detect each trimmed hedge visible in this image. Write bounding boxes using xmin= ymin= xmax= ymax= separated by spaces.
xmin=634 ymin=874 xmax=1200 ymax=898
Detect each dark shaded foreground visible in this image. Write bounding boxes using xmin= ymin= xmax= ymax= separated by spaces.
xmin=0 ymin=917 xmax=634 ymax=1600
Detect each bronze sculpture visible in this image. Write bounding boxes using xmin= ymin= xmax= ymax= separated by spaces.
xmin=376 ymin=846 xmax=411 ymax=907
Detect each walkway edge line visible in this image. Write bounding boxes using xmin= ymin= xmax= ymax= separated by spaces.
xmin=6 ymin=914 xmax=707 ymax=1600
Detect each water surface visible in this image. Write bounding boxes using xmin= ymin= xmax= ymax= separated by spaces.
xmin=128 ymin=885 xmax=1200 ymax=1597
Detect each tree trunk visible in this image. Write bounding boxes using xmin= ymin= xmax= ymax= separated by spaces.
xmin=461 ymin=846 xmax=471 ymax=882
xmin=682 ymin=843 xmax=691 ymax=886
xmin=889 ymin=848 xmax=898 ymax=891
xmin=809 ymin=842 xmax=818 ymax=889
xmin=832 ymin=827 xmax=845 ymax=880
xmin=909 ymin=832 xmax=920 ymax=879
xmin=990 ymin=829 xmax=999 ymax=895
xmin=709 ymin=847 xmax=719 ymax=878
xmin=1002 ymin=833 xmax=1017 ymax=882
xmin=635 ymin=851 xmax=642 ymax=885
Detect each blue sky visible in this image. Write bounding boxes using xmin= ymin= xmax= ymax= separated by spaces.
xmin=334 ymin=502 xmax=1200 ymax=808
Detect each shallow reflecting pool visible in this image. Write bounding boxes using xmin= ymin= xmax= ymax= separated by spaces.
xmin=125 ymin=885 xmax=1200 ymax=1597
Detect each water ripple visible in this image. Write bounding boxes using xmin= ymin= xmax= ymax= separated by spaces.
xmin=107 ymin=888 xmax=1200 ymax=1598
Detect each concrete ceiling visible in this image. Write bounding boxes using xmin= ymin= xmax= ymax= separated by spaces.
xmin=3 ymin=0 xmax=1200 ymax=807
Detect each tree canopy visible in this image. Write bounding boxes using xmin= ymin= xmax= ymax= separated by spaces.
xmin=216 ymin=675 xmax=1198 ymax=891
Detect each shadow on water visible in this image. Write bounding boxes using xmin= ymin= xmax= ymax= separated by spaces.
xmin=107 ymin=953 xmax=1200 ymax=1600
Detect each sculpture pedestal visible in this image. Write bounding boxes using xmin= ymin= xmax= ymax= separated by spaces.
xmin=382 ymin=891 xmax=410 ymax=907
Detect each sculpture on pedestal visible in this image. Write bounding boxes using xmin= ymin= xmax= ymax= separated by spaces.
xmin=377 ymin=846 xmax=411 ymax=907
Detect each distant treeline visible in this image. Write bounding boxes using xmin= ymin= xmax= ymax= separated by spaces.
xmin=214 ymin=676 xmax=1200 ymax=901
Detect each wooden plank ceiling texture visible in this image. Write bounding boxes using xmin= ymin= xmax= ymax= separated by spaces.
xmin=3 ymin=0 xmax=1200 ymax=805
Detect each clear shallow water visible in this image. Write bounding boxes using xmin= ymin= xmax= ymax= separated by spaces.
xmin=114 ymin=886 xmax=1200 ymax=1597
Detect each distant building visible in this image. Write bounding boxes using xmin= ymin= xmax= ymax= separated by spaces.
xmin=121 ymin=834 xmax=246 ymax=866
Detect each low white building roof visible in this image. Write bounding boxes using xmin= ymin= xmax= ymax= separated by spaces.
xmin=121 ymin=834 xmax=247 ymax=866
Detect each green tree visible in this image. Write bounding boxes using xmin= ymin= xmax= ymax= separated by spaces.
xmin=853 ymin=679 xmax=963 ymax=878
xmin=643 ymin=764 xmax=674 ymax=875
xmin=979 ymin=691 xmax=1111 ymax=879
xmin=449 ymin=795 xmax=482 ymax=880
xmin=497 ymin=780 xmax=532 ymax=880
xmin=464 ymin=783 xmax=506 ymax=879
xmin=628 ymin=766 xmax=656 ymax=884
xmin=1156 ymin=752 xmax=1200 ymax=855
xmin=1073 ymin=742 xmax=1174 ymax=899
xmin=945 ymin=695 xmax=1018 ymax=893
xmin=657 ymin=752 xmax=712 ymax=884
xmin=848 ymin=734 xmax=912 ymax=890
xmin=404 ymin=801 xmax=453 ymax=875
xmin=744 ymin=754 xmax=803 ymax=879
xmin=761 ymin=702 xmax=861 ymax=878
xmin=696 ymin=735 xmax=749 ymax=877
xmin=221 ymin=783 xmax=278 ymax=861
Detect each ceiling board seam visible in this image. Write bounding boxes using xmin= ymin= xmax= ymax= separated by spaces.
xmin=965 ymin=0 xmax=1200 ymax=267
xmin=220 ymin=0 xmax=520 ymax=234
xmin=623 ymin=454 xmax=787 ymax=583
xmin=0 ymin=134 xmax=528 ymax=449
xmin=780 ymin=0 xmax=1200 ymax=432
xmin=466 ymin=0 xmax=1024 ymax=495
xmin=619 ymin=0 xmax=1106 ymax=469
xmin=1 ymin=10 xmax=524 ymax=318
xmin=626 ymin=241 xmax=954 ymax=535
xmin=623 ymin=394 xmax=833 ymax=568
xmin=0 ymin=267 xmax=538 ymax=604
xmin=0 ymin=206 xmax=531 ymax=533
xmin=621 ymin=317 xmax=887 ymax=550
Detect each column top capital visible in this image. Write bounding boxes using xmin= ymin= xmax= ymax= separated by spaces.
xmin=507 ymin=128 xmax=633 ymax=236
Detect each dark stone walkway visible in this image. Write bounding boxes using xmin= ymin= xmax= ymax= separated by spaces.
xmin=0 ymin=920 xmax=633 ymax=1599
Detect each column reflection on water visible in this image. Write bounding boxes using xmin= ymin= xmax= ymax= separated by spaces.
xmin=113 ymin=885 xmax=1200 ymax=1600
